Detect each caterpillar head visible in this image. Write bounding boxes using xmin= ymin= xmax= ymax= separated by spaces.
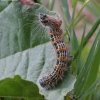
xmin=40 ymin=13 xmax=62 ymax=30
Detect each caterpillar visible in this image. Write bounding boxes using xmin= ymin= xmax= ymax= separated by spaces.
xmin=39 ymin=13 xmax=69 ymax=90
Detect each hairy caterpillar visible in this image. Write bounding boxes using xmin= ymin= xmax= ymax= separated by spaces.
xmin=39 ymin=14 xmax=69 ymax=89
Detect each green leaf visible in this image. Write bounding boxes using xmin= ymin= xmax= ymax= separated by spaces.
xmin=0 ymin=1 xmax=76 ymax=100
xmin=87 ymin=0 xmax=100 ymax=17
xmin=0 ymin=75 xmax=43 ymax=100
xmin=0 ymin=0 xmax=11 ymax=12
xmin=71 ymin=30 xmax=79 ymax=75
xmin=61 ymin=0 xmax=71 ymax=24
xmin=72 ymin=0 xmax=86 ymax=8
xmin=85 ymin=36 xmax=100 ymax=89
xmin=0 ymin=98 xmax=20 ymax=100
xmin=71 ymin=25 xmax=86 ymax=76
xmin=79 ymin=0 xmax=86 ymax=2
xmin=81 ymin=31 xmax=100 ymax=99
xmin=74 ymin=30 xmax=100 ymax=97
xmin=72 ymin=0 xmax=78 ymax=8
xmin=76 ymin=24 xmax=86 ymax=75
xmin=78 ymin=76 xmax=100 ymax=100
xmin=74 ymin=18 xmax=100 ymax=59
xmin=73 ymin=15 xmax=85 ymax=26
xmin=72 ymin=30 xmax=79 ymax=55
xmin=0 ymin=2 xmax=50 ymax=58
xmin=35 ymin=0 xmax=42 ymax=4
xmin=68 ymin=0 xmax=89 ymax=30
xmin=49 ymin=0 xmax=55 ymax=11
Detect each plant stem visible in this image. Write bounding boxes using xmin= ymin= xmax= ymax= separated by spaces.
xmin=68 ymin=0 xmax=90 ymax=31
xmin=49 ymin=0 xmax=55 ymax=11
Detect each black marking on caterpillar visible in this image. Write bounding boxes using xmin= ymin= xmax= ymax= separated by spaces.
xmin=39 ymin=13 xmax=69 ymax=90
